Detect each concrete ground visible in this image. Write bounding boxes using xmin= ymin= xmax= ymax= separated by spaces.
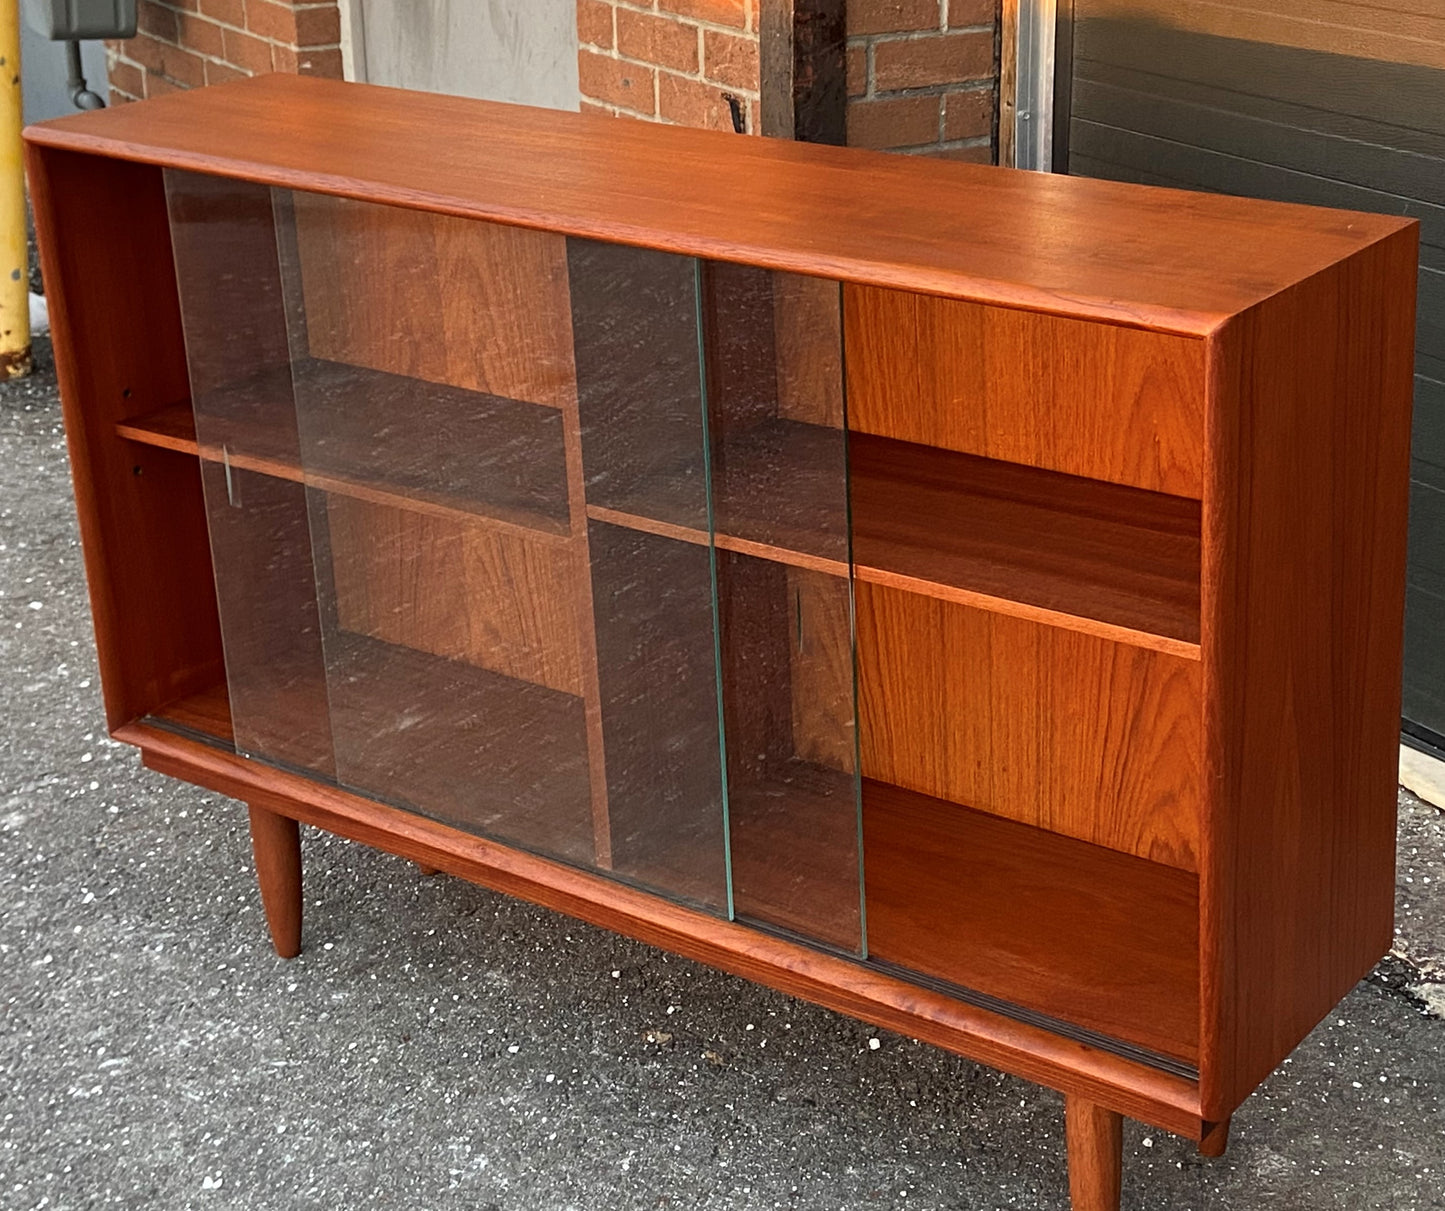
xmin=3 ymin=336 xmax=1445 ymax=1211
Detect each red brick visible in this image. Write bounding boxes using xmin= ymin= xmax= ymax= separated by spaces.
xmin=658 ymin=71 xmax=736 ymax=130
xmin=272 ymin=42 xmax=298 ymax=70
xmin=702 ymin=28 xmax=758 ymax=90
xmin=947 ymin=0 xmax=994 ymax=28
xmin=205 ymin=59 xmax=248 ymax=85
xmin=848 ymin=0 xmax=940 ymax=37
xmin=159 ymin=43 xmax=207 ymax=86
xmin=294 ymin=5 xmax=340 ymax=45
xmin=846 ymin=45 xmax=867 ymax=96
xmin=125 ymin=31 xmax=168 ymax=73
xmin=177 ymin=13 xmax=226 ymax=56
xmin=618 ymin=9 xmax=699 ymax=73
xmin=872 ymin=31 xmax=992 ymax=91
xmin=847 ymin=93 xmax=938 ymax=149
xmin=657 ymin=0 xmax=747 ymax=31
xmin=579 ymin=99 xmax=616 ymax=115
xmin=297 ymin=46 xmax=344 ymax=76
xmin=224 ymin=26 xmax=276 ymax=73
xmin=199 ymin=0 xmax=245 ymax=27
xmin=943 ymin=86 xmax=992 ymax=139
xmin=579 ymin=48 xmax=655 ymax=115
xmin=146 ymin=74 xmax=181 ymax=97
xmin=246 ymin=0 xmax=297 ymax=41
xmin=138 ymin=2 xmax=178 ymax=40
xmin=577 ymin=0 xmax=613 ymax=50
xmin=107 ymin=58 xmax=146 ymax=100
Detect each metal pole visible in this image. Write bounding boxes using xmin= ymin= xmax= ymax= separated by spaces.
xmin=0 ymin=0 xmax=29 ymax=378
xmin=1013 ymin=0 xmax=1057 ymax=173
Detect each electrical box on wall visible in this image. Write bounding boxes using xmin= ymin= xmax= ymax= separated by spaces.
xmin=24 ymin=0 xmax=136 ymax=40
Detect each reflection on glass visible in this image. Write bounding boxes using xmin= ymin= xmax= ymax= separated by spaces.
xmin=569 ymin=238 xmax=727 ymax=909
xmin=166 ymin=169 xmax=333 ymax=772
xmin=276 ymin=193 xmax=597 ymax=866
xmin=702 ymin=266 xmax=862 ymax=954
xmin=167 ymin=176 xmax=860 ymax=941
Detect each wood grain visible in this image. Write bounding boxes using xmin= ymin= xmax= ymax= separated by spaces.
xmin=291 ymin=192 xmax=577 ymax=406
xmin=26 ymin=74 xmax=1412 ymax=336
xmin=1199 ymin=225 xmax=1419 ymax=1118
xmin=116 ymin=365 xmax=576 ymax=540
xmin=864 ymin=780 xmax=1200 ymax=1064
xmin=117 ymin=715 xmax=1207 ymax=1138
xmin=199 ymin=463 xmax=335 ymax=777
xmin=24 ymin=147 xmax=224 ymax=730
xmin=773 ymin=272 xmax=844 ymax=428
xmin=1066 ymin=1095 xmax=1124 ymax=1211
xmin=858 ymin=582 xmax=1202 ymax=870
xmin=788 ymin=565 xmax=856 ymax=772
xmin=248 ymin=805 xmax=302 ymax=959
xmin=851 ymin=434 xmax=1201 ymax=651
xmin=845 ymin=284 xmax=1207 ymax=496
xmin=326 ymin=494 xmax=586 ymax=696
xmin=325 ymin=633 xmax=595 ymax=867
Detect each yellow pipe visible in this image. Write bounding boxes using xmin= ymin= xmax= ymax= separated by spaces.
xmin=0 ymin=0 xmax=29 ymax=378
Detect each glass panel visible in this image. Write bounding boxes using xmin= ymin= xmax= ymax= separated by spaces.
xmin=170 ymin=174 xmax=853 ymax=931
xmin=165 ymin=170 xmax=334 ymax=774
xmin=275 ymin=191 xmax=597 ymax=867
xmin=701 ymin=265 xmax=863 ymax=954
xmin=568 ymin=238 xmax=728 ymax=911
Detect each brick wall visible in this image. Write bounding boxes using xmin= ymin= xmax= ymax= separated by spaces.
xmin=846 ymin=0 xmax=996 ymax=159
xmin=577 ymin=0 xmax=761 ymax=133
xmin=107 ymin=0 xmax=343 ymax=103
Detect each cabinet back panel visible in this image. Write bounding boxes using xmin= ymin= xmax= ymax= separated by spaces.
xmin=291 ymin=194 xmax=577 ymax=408
xmin=844 ymin=285 xmax=1207 ymax=498
xmin=326 ymin=495 xmax=585 ymax=696
xmin=857 ymin=582 xmax=1201 ymax=871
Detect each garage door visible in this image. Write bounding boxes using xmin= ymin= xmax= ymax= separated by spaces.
xmin=1065 ymin=0 xmax=1445 ymax=749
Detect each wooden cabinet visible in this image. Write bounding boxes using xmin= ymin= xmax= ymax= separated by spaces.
xmin=26 ymin=75 xmax=1417 ymax=1211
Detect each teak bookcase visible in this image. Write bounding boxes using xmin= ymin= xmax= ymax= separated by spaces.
xmin=27 ymin=75 xmax=1417 ymax=1210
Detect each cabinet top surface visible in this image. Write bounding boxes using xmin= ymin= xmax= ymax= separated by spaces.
xmin=26 ymin=74 xmax=1412 ymax=336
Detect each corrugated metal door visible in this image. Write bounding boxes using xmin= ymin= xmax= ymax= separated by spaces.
xmin=1065 ymin=0 xmax=1445 ymax=748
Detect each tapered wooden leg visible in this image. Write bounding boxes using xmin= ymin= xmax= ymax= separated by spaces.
xmin=248 ymin=805 xmax=301 ymax=958
xmin=1199 ymin=1118 xmax=1231 ymax=1158
xmin=1066 ymin=1095 xmax=1123 ymax=1211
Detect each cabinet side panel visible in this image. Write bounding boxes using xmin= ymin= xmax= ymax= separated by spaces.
xmin=1202 ymin=226 xmax=1418 ymax=1118
xmin=844 ymin=285 xmax=1207 ymax=498
xmin=26 ymin=147 xmax=223 ymax=728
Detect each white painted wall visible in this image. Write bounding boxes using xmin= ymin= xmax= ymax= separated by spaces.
xmin=343 ymin=0 xmax=579 ymax=111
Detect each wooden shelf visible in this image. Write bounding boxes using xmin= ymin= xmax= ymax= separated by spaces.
xmin=146 ymin=674 xmax=1197 ymax=1063
xmin=150 ymin=633 xmax=596 ymax=868
xmin=586 ymin=422 xmax=1201 ymax=655
xmin=117 ymin=359 xmax=574 ymax=540
xmin=729 ymin=760 xmax=861 ymax=952
xmin=863 ymin=779 xmax=1200 ymax=1066
xmin=851 ymin=435 xmax=1201 ymax=656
